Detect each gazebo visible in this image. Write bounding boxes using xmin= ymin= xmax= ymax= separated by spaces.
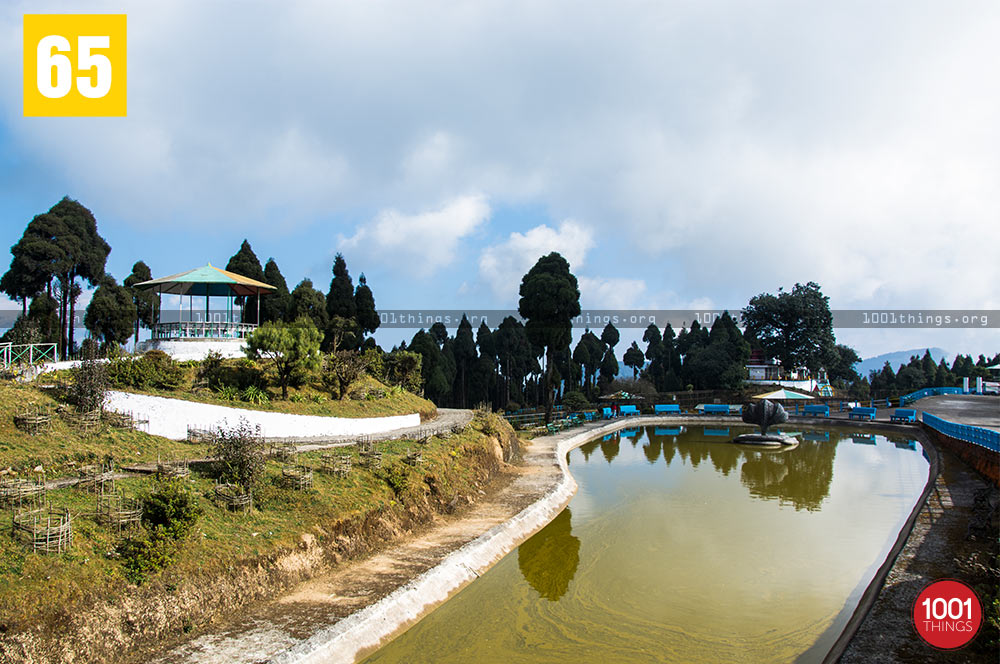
xmin=135 ymin=264 xmax=274 ymax=347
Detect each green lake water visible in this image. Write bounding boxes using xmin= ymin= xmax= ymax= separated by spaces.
xmin=363 ymin=426 xmax=929 ymax=664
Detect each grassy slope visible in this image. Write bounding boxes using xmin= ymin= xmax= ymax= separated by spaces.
xmin=0 ymin=410 xmax=513 ymax=637
xmin=0 ymin=383 xmax=211 ymax=472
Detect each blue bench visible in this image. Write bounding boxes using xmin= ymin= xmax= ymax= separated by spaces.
xmin=602 ymin=407 xmax=613 ymax=419
xmin=620 ymin=405 xmax=640 ymax=417
xmin=803 ymin=404 xmax=830 ymax=417
xmin=848 ymin=406 xmax=877 ymax=421
xmin=654 ymin=404 xmax=681 ymax=415
xmin=701 ymin=404 xmax=730 ymax=415
xmin=890 ymin=408 xmax=917 ymax=423
xmin=583 ymin=411 xmax=595 ymax=422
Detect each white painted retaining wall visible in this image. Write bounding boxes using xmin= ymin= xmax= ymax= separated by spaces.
xmin=104 ymin=391 xmax=420 ymax=440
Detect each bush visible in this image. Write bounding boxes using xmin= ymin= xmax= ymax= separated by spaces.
xmin=197 ymin=350 xmax=225 ymax=388
xmin=117 ymin=530 xmax=174 ymax=584
xmin=142 ymin=480 xmax=202 ymax=540
xmin=384 ymin=350 xmax=422 ymax=393
xmin=70 ymin=351 xmax=108 ymax=412
xmin=561 ymin=390 xmax=590 ymax=411
xmin=322 ymin=351 xmax=370 ymax=400
xmin=106 ymin=350 xmax=185 ymax=390
xmin=211 ymin=418 xmax=266 ymax=491
xmin=362 ymin=347 xmax=385 ymax=381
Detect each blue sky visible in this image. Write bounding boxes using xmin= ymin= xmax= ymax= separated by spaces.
xmin=2 ymin=1 xmax=998 ymax=359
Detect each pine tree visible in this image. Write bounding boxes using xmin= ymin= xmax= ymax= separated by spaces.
xmin=601 ymin=322 xmax=620 ymax=350
xmin=354 ymin=273 xmax=379 ymax=340
xmin=453 ymin=315 xmax=478 ymax=408
xmin=289 ymin=279 xmax=329 ymax=332
xmin=123 ymin=261 xmax=158 ymax=345
xmin=623 ymin=341 xmax=645 ymax=379
xmin=226 ymin=239 xmax=265 ymax=324
xmin=259 ymin=258 xmax=291 ymax=323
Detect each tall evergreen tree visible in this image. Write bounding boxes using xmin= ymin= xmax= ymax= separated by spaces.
xmin=41 ymin=198 xmax=111 ymax=359
xmin=518 ymin=253 xmax=581 ymax=421
xmin=226 ymin=239 xmax=265 ymax=324
xmin=429 ymin=321 xmax=449 ymax=348
xmin=598 ymin=347 xmax=619 ymax=391
xmin=453 ymin=314 xmax=478 ymax=408
xmin=326 ymin=253 xmax=356 ymax=321
xmin=289 ymin=279 xmax=329 ymax=332
xmin=84 ymin=277 xmax=136 ymax=350
xmin=123 ymin=261 xmax=157 ymax=345
xmin=601 ymin=322 xmax=620 ymax=350
xmin=495 ymin=316 xmax=532 ymax=409
xmin=623 ymin=341 xmax=645 ymax=378
xmin=354 ymin=273 xmax=379 ymax=341
xmin=259 ymin=258 xmax=291 ymax=323
xmin=410 ymin=329 xmax=450 ymax=402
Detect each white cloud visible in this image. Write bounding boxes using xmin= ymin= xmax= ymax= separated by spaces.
xmin=577 ymin=276 xmax=647 ymax=309
xmin=338 ymin=194 xmax=489 ymax=277
xmin=478 ymin=220 xmax=594 ymax=298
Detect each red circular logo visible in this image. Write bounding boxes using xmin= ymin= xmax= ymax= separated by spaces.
xmin=912 ymin=579 xmax=983 ymax=650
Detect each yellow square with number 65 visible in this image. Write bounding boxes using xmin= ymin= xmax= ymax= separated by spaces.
xmin=23 ymin=14 xmax=127 ymax=117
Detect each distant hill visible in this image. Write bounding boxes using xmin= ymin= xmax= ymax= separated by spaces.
xmin=858 ymin=347 xmax=949 ymax=377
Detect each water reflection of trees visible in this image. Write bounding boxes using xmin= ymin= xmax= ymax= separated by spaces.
xmin=518 ymin=508 xmax=580 ymax=602
xmin=738 ymin=441 xmax=837 ymax=511
xmin=642 ymin=438 xmax=662 ymax=464
xmin=600 ymin=434 xmax=620 ymax=463
xmin=649 ymin=429 xmax=837 ymax=511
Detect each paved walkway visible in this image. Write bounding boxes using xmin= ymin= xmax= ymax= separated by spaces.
xmin=913 ymin=394 xmax=1000 ymax=432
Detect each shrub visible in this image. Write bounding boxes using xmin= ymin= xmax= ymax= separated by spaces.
xmin=117 ymin=530 xmax=174 ymax=584
xmin=106 ymin=351 xmax=185 ymax=390
xmin=70 ymin=350 xmax=108 ymax=412
xmin=322 ymin=351 xmax=370 ymax=400
xmin=197 ymin=350 xmax=225 ymax=387
xmin=561 ymin=390 xmax=590 ymax=411
xmin=384 ymin=350 xmax=422 ymax=393
xmin=142 ymin=480 xmax=202 ymax=540
xmin=361 ymin=347 xmax=385 ymax=381
xmin=211 ymin=418 xmax=266 ymax=491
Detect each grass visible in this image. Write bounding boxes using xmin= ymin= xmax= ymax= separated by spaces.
xmin=0 ymin=410 xmax=514 ymax=637
xmin=0 ymin=383 xmax=211 ymax=473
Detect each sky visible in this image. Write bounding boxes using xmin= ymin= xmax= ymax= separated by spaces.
xmin=1 ymin=1 xmax=998 ymax=360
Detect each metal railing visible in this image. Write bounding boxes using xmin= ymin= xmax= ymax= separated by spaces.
xmin=151 ymin=321 xmax=257 ymax=340
xmin=900 ymin=387 xmax=964 ymax=405
xmin=922 ymin=412 xmax=999 ymax=452
xmin=0 ymin=342 xmax=58 ymax=368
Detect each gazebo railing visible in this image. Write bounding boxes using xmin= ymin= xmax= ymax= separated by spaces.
xmin=152 ymin=321 xmax=257 ymax=340
xmin=0 ymin=343 xmax=58 ymax=368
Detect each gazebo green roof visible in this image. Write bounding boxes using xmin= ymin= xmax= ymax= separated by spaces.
xmin=135 ymin=264 xmax=276 ymax=297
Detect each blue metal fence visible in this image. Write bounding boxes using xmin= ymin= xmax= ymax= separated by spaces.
xmin=922 ymin=412 xmax=999 ymax=452
xmin=900 ymin=387 xmax=963 ymax=405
